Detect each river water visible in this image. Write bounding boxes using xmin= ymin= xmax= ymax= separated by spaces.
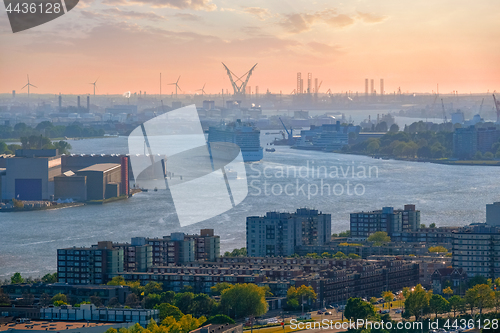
xmin=1 ymin=124 xmax=499 ymax=279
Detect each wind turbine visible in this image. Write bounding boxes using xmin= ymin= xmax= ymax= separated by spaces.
xmin=196 ymin=83 xmax=207 ymax=96
xmin=22 ymin=75 xmax=37 ymax=98
xmin=89 ymin=77 xmax=99 ymax=96
xmin=168 ymin=76 xmax=182 ymax=98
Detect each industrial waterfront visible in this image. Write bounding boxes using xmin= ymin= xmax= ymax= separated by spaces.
xmin=1 ymin=132 xmax=500 ymax=279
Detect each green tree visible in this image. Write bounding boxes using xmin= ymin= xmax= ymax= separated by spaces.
xmin=155 ymin=303 xmax=184 ymax=321
xmin=220 ymin=284 xmax=267 ymax=319
xmin=428 ymin=246 xmax=448 ymax=253
xmin=143 ymin=293 xmax=162 ymax=309
xmin=443 ymin=286 xmax=453 ymax=298
xmin=338 ymin=230 xmax=350 ymax=237
xmin=367 ymin=231 xmax=391 ymax=245
xmin=344 ymin=298 xmax=376 ymax=320
xmin=205 ymin=314 xmax=235 ymax=325
xmin=286 ymin=285 xmax=317 ymax=310
xmin=144 ymin=281 xmax=163 ymax=295
xmin=389 ymin=124 xmax=399 ymax=132
xmin=51 ymin=293 xmax=68 ymax=305
xmin=125 ymin=293 xmax=140 ymax=307
xmin=370 ymin=297 xmax=378 ymax=305
xmin=429 ymin=294 xmax=449 ymax=319
xmin=321 ymin=252 xmax=331 ymax=258
xmin=42 ymin=273 xmax=57 ymax=283
xmin=404 ymin=284 xmax=430 ymax=320
xmin=465 ymin=284 xmax=495 ymax=314
xmin=210 ymin=283 xmax=233 ymax=296
xmin=53 ymin=141 xmax=72 ymax=155
xmin=174 ymin=292 xmax=195 ymax=314
xmin=10 ymin=272 xmax=24 ymax=284
xmin=429 ymin=223 xmax=436 ymax=228
xmin=348 ymin=253 xmax=361 ymax=259
xmin=448 ymin=295 xmax=464 ymax=317
xmin=107 ymin=276 xmax=126 ymax=286
xmin=382 ymin=291 xmax=395 ymax=307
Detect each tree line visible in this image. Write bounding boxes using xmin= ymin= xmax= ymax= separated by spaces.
xmin=0 ymin=121 xmax=104 ymax=140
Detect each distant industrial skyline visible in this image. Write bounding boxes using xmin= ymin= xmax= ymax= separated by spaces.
xmin=0 ymin=0 xmax=499 ymax=95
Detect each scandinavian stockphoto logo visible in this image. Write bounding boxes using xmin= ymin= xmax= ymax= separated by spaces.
xmin=4 ymin=0 xmax=79 ymax=33
xmin=128 ymin=104 xmax=248 ymax=227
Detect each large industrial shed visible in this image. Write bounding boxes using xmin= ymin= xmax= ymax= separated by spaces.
xmin=76 ymin=163 xmax=122 ymax=201
xmin=1 ymin=149 xmax=61 ymax=201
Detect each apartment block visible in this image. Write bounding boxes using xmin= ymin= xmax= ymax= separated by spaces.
xmin=145 ymin=229 xmax=220 ymax=266
xmin=57 ymin=241 xmax=124 ymax=285
xmin=350 ymin=205 xmax=420 ymax=239
xmin=246 ymin=208 xmax=331 ymax=257
xmin=112 ymin=257 xmax=418 ymax=306
xmin=452 ymin=223 xmax=500 ymax=280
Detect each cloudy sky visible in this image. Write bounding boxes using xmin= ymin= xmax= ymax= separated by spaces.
xmin=0 ymin=0 xmax=499 ymax=95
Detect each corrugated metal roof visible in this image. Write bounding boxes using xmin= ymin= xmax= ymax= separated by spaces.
xmin=77 ymin=163 xmax=120 ymax=172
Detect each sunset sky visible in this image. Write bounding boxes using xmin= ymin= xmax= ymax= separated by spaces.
xmin=0 ymin=0 xmax=499 ymax=95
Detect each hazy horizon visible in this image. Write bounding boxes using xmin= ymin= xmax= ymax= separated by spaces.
xmin=1 ymin=0 xmax=500 ymax=95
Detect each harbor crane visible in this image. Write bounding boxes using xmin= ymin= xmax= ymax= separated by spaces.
xmin=441 ymin=98 xmax=447 ymax=123
xmin=494 ymin=94 xmax=500 ymax=123
xmin=222 ymin=63 xmax=257 ymax=97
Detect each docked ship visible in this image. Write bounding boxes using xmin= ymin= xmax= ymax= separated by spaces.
xmin=207 ymin=120 xmax=263 ymax=162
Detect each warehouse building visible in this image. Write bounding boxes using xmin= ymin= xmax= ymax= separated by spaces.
xmin=75 ymin=163 xmax=122 ymax=201
xmin=1 ymin=149 xmax=61 ymax=201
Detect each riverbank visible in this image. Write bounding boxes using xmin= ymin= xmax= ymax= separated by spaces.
xmin=336 ymin=151 xmax=500 ymax=166
xmin=0 ymin=202 xmax=85 ymax=212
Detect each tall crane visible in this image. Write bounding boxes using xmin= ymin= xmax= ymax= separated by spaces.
xmin=441 ymin=99 xmax=447 ymax=123
xmin=494 ymin=94 xmax=500 ymax=123
xmin=478 ymin=98 xmax=484 ymax=115
xmin=222 ymin=63 xmax=257 ymax=97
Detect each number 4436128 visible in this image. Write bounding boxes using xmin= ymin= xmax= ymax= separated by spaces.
xmin=444 ymin=319 xmax=499 ymax=330
xmin=5 ymin=2 xmax=62 ymax=14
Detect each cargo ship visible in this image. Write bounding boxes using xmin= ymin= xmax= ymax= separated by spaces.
xmin=207 ymin=120 xmax=263 ymax=162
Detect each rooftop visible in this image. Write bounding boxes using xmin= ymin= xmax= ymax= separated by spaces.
xmin=77 ymin=163 xmax=120 ymax=173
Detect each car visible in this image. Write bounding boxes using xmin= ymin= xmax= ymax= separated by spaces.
xmin=327 ymin=305 xmax=334 ymax=309
xmin=321 ymin=308 xmax=327 ymax=312
xmin=325 ymin=311 xmax=332 ymax=315
xmin=317 ymin=311 xmax=323 ymax=314
xmin=381 ymin=310 xmax=390 ymax=314
xmin=394 ymin=309 xmax=402 ymax=314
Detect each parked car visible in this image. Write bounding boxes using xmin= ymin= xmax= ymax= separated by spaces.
xmin=394 ymin=309 xmax=402 ymax=314
xmin=325 ymin=311 xmax=332 ymax=315
xmin=317 ymin=311 xmax=323 ymax=314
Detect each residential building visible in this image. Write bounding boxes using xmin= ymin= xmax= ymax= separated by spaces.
xmin=390 ymin=226 xmax=457 ymax=244
xmin=452 ymin=223 xmax=500 ymax=280
xmin=350 ymin=205 xmax=420 ymax=239
xmin=41 ymin=304 xmax=158 ymax=327
xmin=486 ymin=202 xmax=500 ymax=227
xmin=145 ymin=229 xmax=220 ymax=266
xmin=431 ymin=268 xmax=468 ymax=295
xmin=476 ymin=127 xmax=500 ymax=153
xmin=246 ymin=209 xmax=331 ymax=257
xmin=111 ymin=257 xmax=419 ymax=306
xmin=2 ymin=283 xmax=131 ymax=305
xmin=57 ymin=241 xmax=124 ymax=285
xmin=453 ymin=126 xmax=477 ymax=159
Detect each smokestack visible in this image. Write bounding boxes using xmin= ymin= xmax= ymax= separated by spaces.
xmin=12 ymin=90 xmax=15 ymax=98
xmin=370 ymin=79 xmax=374 ymax=95
xmin=315 ymin=78 xmax=318 ymax=94
xmin=87 ymin=95 xmax=90 ymax=111
xmin=307 ymin=74 xmax=311 ymax=93
xmin=365 ymin=79 xmax=368 ymax=96
xmin=380 ymin=79 xmax=384 ymax=96
xmin=256 ymin=86 xmax=259 ymax=98
xmin=77 ymin=96 xmax=81 ymax=108
xmin=297 ymin=73 xmax=301 ymax=94
xmin=58 ymin=94 xmax=62 ymax=111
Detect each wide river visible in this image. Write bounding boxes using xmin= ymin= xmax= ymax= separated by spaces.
xmin=1 ymin=126 xmax=499 ymax=279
